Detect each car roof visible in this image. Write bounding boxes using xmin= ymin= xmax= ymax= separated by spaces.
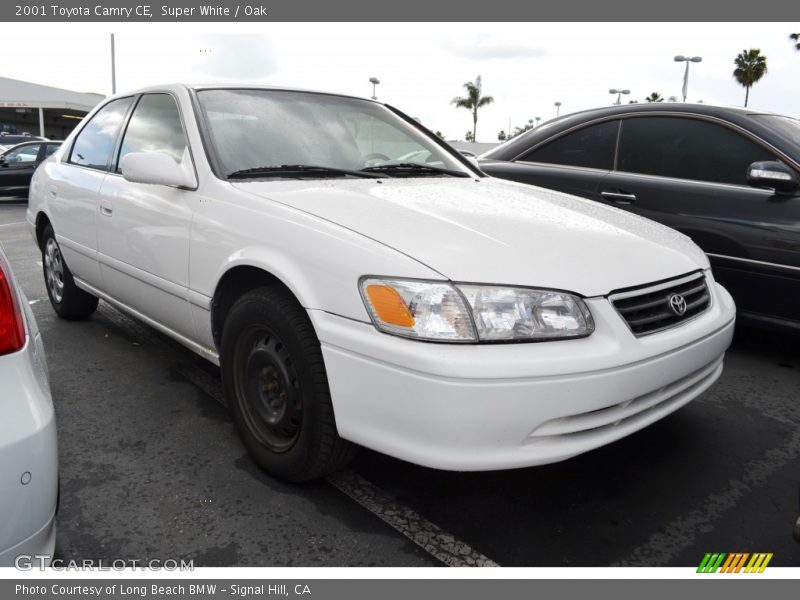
xmin=113 ymin=83 xmax=378 ymax=105
xmin=482 ymin=103 xmax=797 ymax=162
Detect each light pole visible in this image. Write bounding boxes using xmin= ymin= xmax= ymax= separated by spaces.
xmin=369 ymin=77 xmax=380 ymax=100
xmin=609 ymin=88 xmax=630 ymax=105
xmin=674 ymin=55 xmax=702 ymax=102
xmin=554 ymin=101 xmax=562 ymax=117
xmin=535 ymin=116 xmax=541 ymax=127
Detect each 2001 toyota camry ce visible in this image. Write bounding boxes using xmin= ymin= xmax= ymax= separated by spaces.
xmin=27 ymin=84 xmax=736 ymax=481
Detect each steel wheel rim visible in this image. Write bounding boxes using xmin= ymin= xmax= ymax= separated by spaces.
xmin=235 ymin=325 xmax=302 ymax=453
xmin=44 ymin=238 xmax=65 ymax=303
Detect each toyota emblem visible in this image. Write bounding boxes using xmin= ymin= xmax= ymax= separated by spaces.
xmin=668 ymin=294 xmax=687 ymax=316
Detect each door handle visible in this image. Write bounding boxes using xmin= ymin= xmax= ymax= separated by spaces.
xmin=600 ymin=190 xmax=636 ymax=205
xmin=99 ymin=205 xmax=113 ymax=217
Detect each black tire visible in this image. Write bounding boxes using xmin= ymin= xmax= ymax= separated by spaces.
xmin=41 ymin=224 xmax=99 ymax=319
xmin=220 ymin=285 xmax=357 ymax=482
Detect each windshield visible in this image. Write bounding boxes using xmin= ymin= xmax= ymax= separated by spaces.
xmin=197 ymin=89 xmax=473 ymax=179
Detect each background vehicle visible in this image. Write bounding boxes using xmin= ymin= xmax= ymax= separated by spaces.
xmin=28 ymin=85 xmax=734 ymax=482
xmin=0 ymin=134 xmax=47 ymax=146
xmin=480 ymin=104 xmax=800 ymax=330
xmin=0 ymin=244 xmax=57 ymax=565
xmin=0 ymin=141 xmax=62 ymax=198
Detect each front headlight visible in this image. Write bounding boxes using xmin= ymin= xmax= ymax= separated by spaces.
xmin=458 ymin=285 xmax=594 ymax=341
xmin=359 ymin=277 xmax=593 ymax=343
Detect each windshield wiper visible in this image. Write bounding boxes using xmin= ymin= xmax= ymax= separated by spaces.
xmin=360 ymin=163 xmax=471 ymax=178
xmin=228 ymin=164 xmax=386 ymax=180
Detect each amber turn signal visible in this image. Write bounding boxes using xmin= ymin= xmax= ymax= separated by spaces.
xmin=365 ymin=285 xmax=415 ymax=328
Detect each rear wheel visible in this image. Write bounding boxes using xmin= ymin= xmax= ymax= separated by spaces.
xmin=41 ymin=224 xmax=98 ymax=319
xmin=220 ymin=285 xmax=356 ymax=482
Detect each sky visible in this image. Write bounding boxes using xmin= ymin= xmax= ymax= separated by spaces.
xmin=3 ymin=22 xmax=799 ymax=142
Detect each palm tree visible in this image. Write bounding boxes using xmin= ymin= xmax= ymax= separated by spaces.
xmin=451 ymin=76 xmax=494 ymax=142
xmin=733 ymin=48 xmax=768 ymax=107
xmin=645 ymin=92 xmax=664 ymax=103
xmin=791 ymin=33 xmax=800 ymax=51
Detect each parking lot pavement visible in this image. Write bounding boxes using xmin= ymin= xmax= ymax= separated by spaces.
xmin=2 ymin=199 xmax=799 ymax=567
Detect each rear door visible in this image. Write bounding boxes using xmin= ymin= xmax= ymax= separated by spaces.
xmin=50 ymin=96 xmax=135 ymax=286
xmin=484 ymin=119 xmax=619 ymax=201
xmin=598 ymin=115 xmax=800 ymax=323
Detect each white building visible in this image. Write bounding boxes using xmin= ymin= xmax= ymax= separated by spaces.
xmin=0 ymin=77 xmax=103 ymax=140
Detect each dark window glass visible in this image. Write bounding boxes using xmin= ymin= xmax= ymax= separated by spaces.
xmin=3 ymin=143 xmax=41 ymax=164
xmin=117 ymin=94 xmax=187 ymax=172
xmin=44 ymin=144 xmax=60 ymax=158
xmin=69 ymin=97 xmax=133 ymax=170
xmin=617 ymin=117 xmax=777 ymax=185
xmin=519 ymin=120 xmax=619 ymax=170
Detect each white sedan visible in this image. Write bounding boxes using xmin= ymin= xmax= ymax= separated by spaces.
xmin=0 ymin=244 xmax=57 ymax=565
xmin=28 ymin=84 xmax=735 ymax=481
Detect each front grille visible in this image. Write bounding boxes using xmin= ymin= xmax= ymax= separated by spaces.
xmin=611 ymin=273 xmax=710 ymax=336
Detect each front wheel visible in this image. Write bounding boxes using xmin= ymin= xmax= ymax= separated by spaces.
xmin=220 ymin=286 xmax=357 ymax=482
xmin=41 ymin=224 xmax=98 ymax=320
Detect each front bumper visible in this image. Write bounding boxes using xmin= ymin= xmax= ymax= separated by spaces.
xmin=310 ymin=278 xmax=736 ymax=471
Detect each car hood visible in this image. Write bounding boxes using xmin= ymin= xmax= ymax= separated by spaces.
xmin=232 ymin=177 xmax=709 ymax=297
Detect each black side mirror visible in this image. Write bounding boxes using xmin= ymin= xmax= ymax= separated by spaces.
xmin=747 ymin=160 xmax=800 ymax=195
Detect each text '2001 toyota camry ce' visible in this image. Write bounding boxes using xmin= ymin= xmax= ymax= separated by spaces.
xmin=27 ymin=85 xmax=735 ymax=481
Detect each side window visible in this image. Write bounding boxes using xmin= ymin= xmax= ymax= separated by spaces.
xmin=69 ymin=97 xmax=134 ymax=170
xmin=617 ymin=117 xmax=777 ymax=186
xmin=3 ymin=144 xmax=41 ymax=164
xmin=44 ymin=144 xmax=60 ymax=158
xmin=117 ymin=94 xmax=188 ymax=172
xmin=518 ymin=120 xmax=619 ymax=170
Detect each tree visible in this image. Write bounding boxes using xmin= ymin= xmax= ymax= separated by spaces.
xmin=451 ymin=76 xmax=494 ymax=142
xmin=434 ymin=131 xmax=445 ymax=139
xmin=497 ymin=130 xmax=507 ymax=142
xmin=791 ymin=33 xmax=800 ymax=51
xmin=733 ymin=48 xmax=768 ymax=107
xmin=464 ymin=131 xmax=475 ymax=142
xmin=645 ymin=92 xmax=664 ymax=103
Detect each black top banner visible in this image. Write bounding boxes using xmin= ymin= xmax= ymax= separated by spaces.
xmin=3 ymin=0 xmax=800 ymax=21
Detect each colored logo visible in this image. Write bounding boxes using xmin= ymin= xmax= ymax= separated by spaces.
xmin=697 ymin=553 xmax=773 ymax=573
xmin=668 ymin=293 xmax=688 ymax=316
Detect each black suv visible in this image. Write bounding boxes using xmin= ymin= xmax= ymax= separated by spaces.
xmin=480 ymin=104 xmax=800 ymax=330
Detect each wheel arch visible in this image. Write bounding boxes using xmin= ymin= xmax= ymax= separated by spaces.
xmin=210 ymin=262 xmax=309 ymax=353
xmin=35 ymin=211 xmax=52 ymax=249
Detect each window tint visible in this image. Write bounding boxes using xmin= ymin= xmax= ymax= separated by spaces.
xmin=44 ymin=144 xmax=60 ymax=158
xmin=117 ymin=94 xmax=187 ymax=172
xmin=69 ymin=97 xmax=133 ymax=169
xmin=519 ymin=120 xmax=619 ymax=170
xmin=4 ymin=144 xmax=41 ymax=164
xmin=617 ymin=117 xmax=777 ymax=185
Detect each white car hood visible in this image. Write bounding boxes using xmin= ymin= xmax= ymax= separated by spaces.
xmin=232 ymin=177 xmax=709 ymax=297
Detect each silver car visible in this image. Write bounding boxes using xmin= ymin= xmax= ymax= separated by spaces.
xmin=0 ymin=243 xmax=57 ymax=565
